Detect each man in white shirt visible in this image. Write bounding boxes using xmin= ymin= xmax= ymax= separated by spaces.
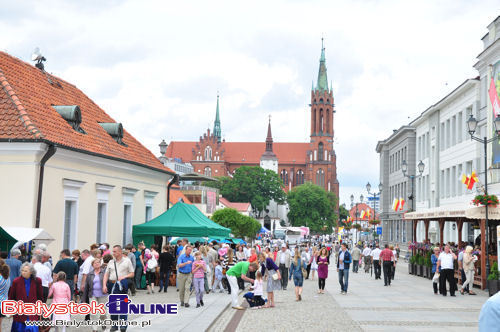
xmin=243 ymin=244 xmax=251 ymax=260
xmin=436 ymin=245 xmax=457 ymax=296
xmin=276 ymin=244 xmax=291 ymax=290
xmin=32 ymin=254 xmax=52 ymax=302
xmin=370 ymin=244 xmax=382 ymax=279
xmin=362 ymin=245 xmax=372 ymax=273
xmin=301 ymin=247 xmax=312 ymax=279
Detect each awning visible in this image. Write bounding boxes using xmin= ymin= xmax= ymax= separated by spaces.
xmin=465 ymin=206 xmax=500 ymax=220
xmin=1 ymin=227 xmax=55 ymax=250
xmin=404 ymin=205 xmax=500 ymax=221
xmin=259 ymin=227 xmax=270 ymax=234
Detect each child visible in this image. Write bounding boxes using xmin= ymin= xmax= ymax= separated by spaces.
xmin=48 ymin=271 xmax=71 ymax=332
xmin=251 ymin=271 xmax=266 ymax=308
xmin=212 ymin=261 xmax=224 ymax=293
xmin=192 ymin=252 xmax=207 ymax=308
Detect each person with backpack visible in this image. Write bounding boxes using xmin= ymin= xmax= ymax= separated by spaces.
xmin=336 ymin=243 xmax=351 ymax=295
xmin=144 ymin=246 xmax=159 ymax=295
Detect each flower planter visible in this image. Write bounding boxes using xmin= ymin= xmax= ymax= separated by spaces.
xmin=488 ymin=280 xmax=500 ymax=297
xmin=418 ymin=265 xmax=424 ymax=277
xmin=408 ymin=264 xmax=412 ymax=275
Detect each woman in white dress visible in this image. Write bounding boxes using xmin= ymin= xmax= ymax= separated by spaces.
xmin=309 ymin=247 xmax=318 ymax=281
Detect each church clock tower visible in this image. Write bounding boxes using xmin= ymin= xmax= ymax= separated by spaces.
xmin=306 ymin=39 xmax=339 ymax=199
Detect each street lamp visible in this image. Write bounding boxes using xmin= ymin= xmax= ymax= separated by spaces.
xmin=367 ymin=182 xmax=382 ymax=241
xmin=466 ymin=113 xmax=500 ymax=278
xmin=159 ymin=139 xmax=168 ymax=164
xmin=401 ymin=159 xmax=424 ymax=211
xmin=350 ymin=194 xmax=364 ymax=245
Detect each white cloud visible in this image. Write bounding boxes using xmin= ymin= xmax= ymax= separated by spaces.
xmin=1 ymin=0 xmax=498 ymax=203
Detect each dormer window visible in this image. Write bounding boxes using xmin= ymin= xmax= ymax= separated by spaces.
xmin=99 ymin=122 xmax=126 ymax=146
xmin=53 ymin=105 xmax=86 ymax=134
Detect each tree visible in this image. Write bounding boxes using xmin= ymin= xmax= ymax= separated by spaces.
xmin=339 ymin=204 xmax=349 ymax=226
xmin=287 ymin=182 xmax=338 ymax=233
xmin=219 ymin=166 xmax=286 ymax=217
xmin=211 ymin=208 xmax=262 ymax=239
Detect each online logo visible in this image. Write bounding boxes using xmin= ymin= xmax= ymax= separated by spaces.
xmin=107 ymin=295 xmax=177 ymax=315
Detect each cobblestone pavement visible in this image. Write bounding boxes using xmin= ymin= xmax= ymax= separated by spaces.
xmin=210 ymin=262 xmax=488 ymax=331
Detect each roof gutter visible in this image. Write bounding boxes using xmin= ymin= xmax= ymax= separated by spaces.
xmin=35 ymin=144 xmax=56 ymax=228
xmin=167 ymin=174 xmax=180 ymax=210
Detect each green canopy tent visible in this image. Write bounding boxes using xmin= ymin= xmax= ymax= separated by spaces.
xmin=132 ymin=202 xmax=231 ymax=247
xmin=0 ymin=227 xmax=17 ymax=252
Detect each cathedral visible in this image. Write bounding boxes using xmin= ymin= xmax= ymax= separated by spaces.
xmin=165 ymin=42 xmax=339 ymax=206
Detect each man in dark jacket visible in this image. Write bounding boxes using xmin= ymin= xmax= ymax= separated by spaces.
xmin=336 ymin=243 xmax=351 ymax=294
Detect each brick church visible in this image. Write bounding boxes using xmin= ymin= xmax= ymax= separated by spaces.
xmin=166 ymin=42 xmax=339 ymax=199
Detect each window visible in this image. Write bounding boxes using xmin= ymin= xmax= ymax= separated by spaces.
xmin=446 ymin=119 xmax=451 ymax=149
xmin=204 ymin=146 xmax=212 ymax=161
xmin=64 ymin=201 xmax=76 ymax=250
xmin=296 ymin=170 xmax=304 ymax=185
xmin=204 ymin=166 xmax=212 ymax=177
xmin=458 ymin=164 xmax=463 ymax=196
xmin=63 ymin=179 xmax=85 ymax=250
xmin=96 ymin=202 xmax=107 ymax=244
xmin=144 ymin=190 xmax=157 ymax=222
xmin=123 ymin=205 xmax=132 ymax=246
xmin=458 ymin=112 xmax=463 ymax=144
xmin=452 ymin=166 xmax=456 ymax=196
xmin=452 ymin=116 xmax=457 ymax=146
xmin=145 ymin=206 xmax=153 ymax=222
xmin=318 ymin=142 xmax=324 ymax=161
xmin=440 ymin=123 xmax=445 ymax=150
xmin=316 ymin=168 xmax=325 ymax=187
xmin=319 ymin=109 xmax=324 ymax=133
xmin=280 ymin=170 xmax=288 ymax=185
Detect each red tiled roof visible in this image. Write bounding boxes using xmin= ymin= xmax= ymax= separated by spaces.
xmin=219 ymin=197 xmax=251 ymax=212
xmin=169 ymin=188 xmax=191 ymax=205
xmin=166 ymin=141 xmax=309 ymax=164
xmin=0 ymin=52 xmax=173 ymax=174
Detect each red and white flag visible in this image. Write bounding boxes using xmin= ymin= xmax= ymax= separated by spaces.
xmin=489 ymin=76 xmax=500 ymax=117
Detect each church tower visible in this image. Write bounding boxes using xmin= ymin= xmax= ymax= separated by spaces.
xmin=306 ymin=39 xmax=339 ymax=198
xmin=213 ymin=94 xmax=222 ymax=143
xmin=260 ymin=117 xmax=278 ymax=173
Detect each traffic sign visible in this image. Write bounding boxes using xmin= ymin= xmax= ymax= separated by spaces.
xmin=376 ymin=227 xmax=382 ymax=235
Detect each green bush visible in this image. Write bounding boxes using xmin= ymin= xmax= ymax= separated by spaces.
xmin=424 ymin=251 xmax=432 ymax=268
xmin=488 ymin=262 xmax=499 ymax=281
xmin=409 ymin=254 xmax=417 ymax=264
xmin=417 ymin=254 xmax=425 ymax=265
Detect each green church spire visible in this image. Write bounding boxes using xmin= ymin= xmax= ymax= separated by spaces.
xmin=316 ymin=38 xmax=328 ymax=91
xmin=213 ymin=93 xmax=221 ymax=143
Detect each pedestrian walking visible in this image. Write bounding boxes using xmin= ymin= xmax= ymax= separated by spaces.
xmin=32 ymin=254 xmax=52 ymax=302
xmin=159 ymin=245 xmax=175 ymax=293
xmin=457 ymin=245 xmax=468 ymax=294
xmin=134 ymin=242 xmax=145 ymax=290
xmin=436 ymin=245 xmax=457 ymax=297
xmin=81 ymin=258 xmax=108 ymax=332
xmin=263 ymin=252 xmax=281 ymax=308
xmin=52 ymin=249 xmax=79 ymax=300
xmin=177 ymin=245 xmax=194 ymax=307
xmin=371 ymin=244 xmax=382 ymax=279
xmin=351 ymin=245 xmax=361 ymax=273
xmin=212 ymin=261 xmax=224 ymax=293
xmin=431 ymin=247 xmax=441 ymax=294
xmin=276 ymin=244 xmax=291 ymax=290
xmin=192 ymin=252 xmax=207 ymax=308
xmin=302 ymin=247 xmax=312 ymax=279
xmin=0 ymin=259 xmax=10 ymax=329
xmin=380 ymin=244 xmax=395 ymax=286
xmin=310 ymin=247 xmax=318 ymax=280
xmin=289 ymin=247 xmax=306 ymax=301
xmin=9 ymin=263 xmax=44 ymax=331
xmin=317 ymin=247 xmax=329 ymax=294
xmin=362 ymin=245 xmax=372 ymax=273
xmin=200 ymin=246 xmax=213 ymax=293
xmin=102 ymin=245 xmax=135 ymax=331
xmin=48 ymin=272 xmax=71 ymax=332
xmin=390 ymin=245 xmax=397 ymax=280
xmin=5 ymin=249 xmax=22 ymax=285
xmin=337 ymin=243 xmax=351 ymax=294
xmin=143 ymin=247 xmax=159 ymax=294
xmin=479 ymin=290 xmax=500 ymax=331
xmin=460 ymin=245 xmax=477 ymax=295
xmin=226 ymin=261 xmax=258 ymax=310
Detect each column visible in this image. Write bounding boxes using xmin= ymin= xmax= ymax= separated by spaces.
xmin=424 ymin=220 xmax=430 ymax=243
xmin=481 ymin=218 xmax=486 ymax=290
xmin=439 ymin=219 xmax=445 ymax=247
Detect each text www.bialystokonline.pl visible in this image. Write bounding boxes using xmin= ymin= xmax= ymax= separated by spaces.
xmin=25 ymin=319 xmax=152 ymax=328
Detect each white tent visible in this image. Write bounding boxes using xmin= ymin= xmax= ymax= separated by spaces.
xmin=2 ymin=227 xmax=55 ymax=249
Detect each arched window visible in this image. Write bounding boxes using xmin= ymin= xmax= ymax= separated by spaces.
xmin=318 ymin=142 xmax=324 ymax=161
xmin=204 ymin=166 xmax=212 ymax=177
xmin=320 ymin=109 xmax=324 ymax=133
xmin=204 ymin=146 xmax=212 ymax=161
xmin=280 ymin=169 xmax=288 ymax=186
xmin=296 ymin=170 xmax=304 ymax=185
xmin=316 ymin=168 xmax=325 ymax=187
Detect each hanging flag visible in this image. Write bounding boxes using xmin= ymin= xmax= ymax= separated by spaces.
xmin=392 ymin=198 xmax=399 ymax=211
xmin=468 ymin=171 xmax=478 ymax=190
xmin=461 ymin=173 xmax=470 ymax=187
xmin=399 ymin=197 xmax=405 ymax=211
xmin=489 ymin=75 xmax=500 ymax=117
xmin=360 ymin=210 xmax=366 ymax=219
xmin=366 ymin=209 xmax=371 ymax=219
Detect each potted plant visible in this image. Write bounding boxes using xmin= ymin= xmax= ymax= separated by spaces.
xmin=369 ymin=219 xmax=381 ymax=226
xmin=409 ymin=254 xmax=417 ymax=275
xmin=488 ymin=262 xmax=500 ymax=296
xmin=417 ymin=254 xmax=425 ymax=277
xmin=424 ymin=251 xmax=433 ymax=279
xmin=472 ymin=194 xmax=499 ymax=207
xmin=353 ymin=224 xmax=362 ymax=231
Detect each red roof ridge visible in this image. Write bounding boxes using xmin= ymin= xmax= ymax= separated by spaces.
xmin=0 ymin=68 xmax=43 ymax=139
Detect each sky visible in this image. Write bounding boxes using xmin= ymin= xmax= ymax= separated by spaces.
xmin=1 ymin=1 xmax=499 ymax=206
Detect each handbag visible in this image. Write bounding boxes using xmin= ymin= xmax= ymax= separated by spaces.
xmin=432 ymin=272 xmax=440 ymax=283
xmin=302 ymin=268 xmax=307 ymax=278
xmin=272 ymin=272 xmax=279 ymax=281
xmin=147 ymin=255 xmax=158 ymax=271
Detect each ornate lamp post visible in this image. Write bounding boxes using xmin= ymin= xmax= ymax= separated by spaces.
xmin=466 ymin=113 xmax=500 ymax=278
xmin=366 ymin=182 xmax=382 ymax=241
xmin=159 ymin=139 xmax=168 ymax=164
xmin=401 ymin=159 xmax=424 ymax=245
